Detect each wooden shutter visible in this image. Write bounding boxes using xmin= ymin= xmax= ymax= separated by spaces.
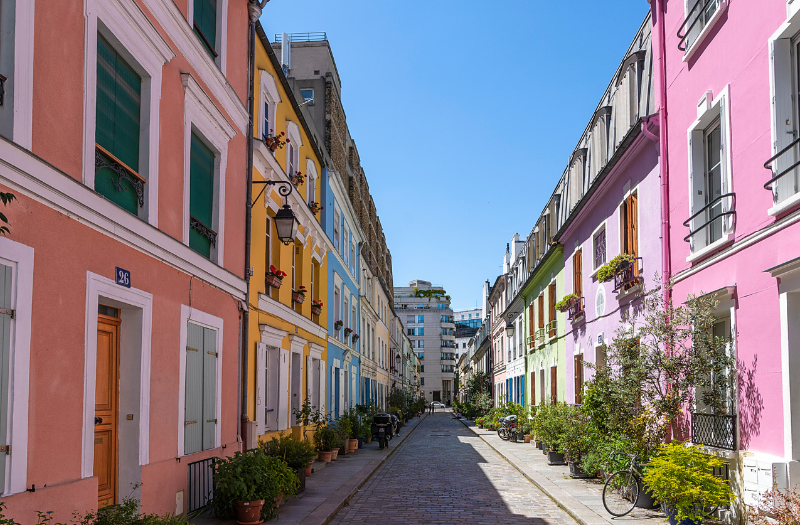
xmin=256 ymin=343 xmax=266 ymax=434
xmin=189 ymin=133 xmax=215 ymax=258
xmin=184 ymin=323 xmax=204 ymax=454
xmin=548 ymin=283 xmax=556 ymax=338
xmin=528 ymin=302 xmax=534 ymax=338
xmin=95 ymin=34 xmax=141 ymax=215
xmin=539 ymin=369 xmax=545 ymax=404
xmin=573 ymin=250 xmax=583 ymax=299
xmin=628 ymin=193 xmax=638 ymax=258
xmin=574 ymin=354 xmax=584 ymax=404
xmin=530 ymin=372 xmax=535 ymax=406
xmin=0 ymin=264 xmax=12 ymax=488
xmin=194 ymin=0 xmax=218 ymax=55
xmin=202 ymin=327 xmax=217 ymax=451
xmin=550 ymin=366 xmax=557 ymax=404
xmin=538 ymin=295 xmax=544 ymax=331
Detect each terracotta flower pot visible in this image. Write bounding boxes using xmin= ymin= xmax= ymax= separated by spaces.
xmin=274 ymin=492 xmax=284 ymax=509
xmin=305 ymin=460 xmax=313 ymax=476
xmin=236 ymin=500 xmax=265 ymax=525
xmin=331 ymin=448 xmax=340 ymax=460
xmin=292 ymin=292 xmax=305 ymax=304
xmin=311 ymin=305 xmax=322 ymax=316
xmin=318 ymin=450 xmax=332 ymax=463
xmin=524 ymin=434 xmax=532 ymax=443
xmin=348 ymin=438 xmax=358 ymax=453
xmin=266 ymin=275 xmax=283 ymax=288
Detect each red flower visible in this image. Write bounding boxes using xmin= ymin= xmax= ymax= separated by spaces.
xmin=269 ymin=265 xmax=277 ymax=273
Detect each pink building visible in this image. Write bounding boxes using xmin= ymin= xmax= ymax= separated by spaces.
xmin=488 ymin=275 xmax=507 ymax=406
xmin=0 ymin=0 xmax=248 ymax=519
xmin=655 ymin=0 xmax=800 ymax=512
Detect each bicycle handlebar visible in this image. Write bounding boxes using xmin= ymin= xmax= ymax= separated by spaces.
xmin=611 ymin=452 xmax=639 ymax=461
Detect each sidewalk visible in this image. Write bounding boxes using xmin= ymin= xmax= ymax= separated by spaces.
xmin=192 ymin=414 xmax=426 ymax=525
xmin=460 ymin=419 xmax=664 ymax=525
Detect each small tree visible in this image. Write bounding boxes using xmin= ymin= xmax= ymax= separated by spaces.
xmin=0 ymin=192 xmax=15 ymax=235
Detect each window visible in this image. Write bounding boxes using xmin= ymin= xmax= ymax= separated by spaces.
xmin=262 ymin=98 xmax=270 ymax=141
xmin=333 ymin=209 xmax=340 ymax=250
xmin=420 ymin=365 xmax=424 ymax=373
xmin=768 ymin=34 xmax=800 ymax=211
xmin=193 ymin=0 xmax=218 ymax=58
xmin=418 ymin=315 xmax=424 ymax=323
xmin=300 ymin=88 xmax=314 ymax=105
xmin=407 ymin=328 xmax=415 ymax=336
xmin=418 ymin=340 xmax=424 ymax=349
xmin=418 ymin=327 xmax=424 ymax=336
xmin=334 ymin=287 xmax=340 ymax=327
xmin=550 ymin=365 xmax=558 ymax=404
xmin=538 ymin=294 xmax=544 ymax=331
xmin=189 ymin=132 xmax=216 ymax=259
xmin=573 ymin=250 xmax=583 ymax=299
xmin=287 ymin=141 xmax=297 ymax=181
xmin=184 ymin=322 xmax=218 ymax=454
xmin=350 ymin=237 xmax=355 ymax=273
xmin=421 ymin=377 xmax=424 ymax=386
xmin=620 ymin=192 xmax=639 ymax=287
xmin=95 ymin=34 xmax=143 ymax=216
xmin=687 ymin=89 xmax=732 ymax=256
xmin=418 ymin=352 xmax=424 ymax=360
xmin=679 ymin=0 xmax=722 ymax=55
xmin=407 ymin=315 xmax=415 ymax=324
xmin=593 ymin=226 xmax=606 ymax=270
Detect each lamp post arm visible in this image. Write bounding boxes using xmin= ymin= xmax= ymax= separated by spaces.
xmin=251 ymin=179 xmax=293 ymax=205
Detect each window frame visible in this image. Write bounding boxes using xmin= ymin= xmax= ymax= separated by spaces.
xmin=258 ymin=70 xmax=281 ymax=142
xmin=680 ymin=0 xmax=728 ymax=62
xmin=591 ymin=222 xmax=607 ymax=273
xmin=187 ymin=0 xmax=230 ymax=74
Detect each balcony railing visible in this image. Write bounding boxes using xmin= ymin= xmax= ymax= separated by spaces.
xmin=568 ymin=297 xmax=585 ymax=321
xmin=764 ymin=136 xmax=800 ymax=203
xmin=682 ymin=193 xmax=736 ymax=245
xmin=612 ymin=257 xmax=643 ymax=294
xmin=691 ymin=412 xmax=736 ymax=450
xmin=677 ymin=0 xmax=719 ymax=52
xmin=546 ymin=319 xmax=557 ymax=339
xmin=274 ymin=32 xmax=327 ymax=43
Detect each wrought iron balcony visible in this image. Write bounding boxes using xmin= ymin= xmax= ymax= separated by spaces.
xmin=568 ymin=297 xmax=585 ymax=321
xmin=612 ymin=257 xmax=643 ymax=294
xmin=691 ymin=412 xmax=736 ymax=450
xmin=94 ymin=143 xmax=146 ymax=208
xmin=677 ymin=0 xmax=719 ymax=52
xmin=682 ymin=193 xmax=736 ymax=245
xmin=764 ymin=136 xmax=800 ymax=202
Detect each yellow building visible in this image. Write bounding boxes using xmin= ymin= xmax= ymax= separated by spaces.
xmin=246 ymin=24 xmax=330 ymax=446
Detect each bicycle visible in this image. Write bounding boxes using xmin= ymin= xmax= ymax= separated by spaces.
xmin=602 ymin=452 xmax=643 ymax=517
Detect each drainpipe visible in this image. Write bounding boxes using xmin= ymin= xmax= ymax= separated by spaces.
xmin=242 ymin=0 xmax=270 ymax=451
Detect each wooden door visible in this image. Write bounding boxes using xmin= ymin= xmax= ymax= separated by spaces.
xmin=95 ymin=311 xmax=120 ymax=507
xmin=574 ymin=354 xmax=584 ymax=404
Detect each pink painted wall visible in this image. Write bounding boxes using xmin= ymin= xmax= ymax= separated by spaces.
xmin=560 ymin=134 xmax=661 ymax=402
xmin=661 ymin=0 xmax=792 ymax=456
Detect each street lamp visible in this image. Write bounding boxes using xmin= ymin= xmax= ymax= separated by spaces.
xmin=251 ymin=180 xmax=298 ymax=245
xmin=506 ymin=323 xmax=515 ymax=338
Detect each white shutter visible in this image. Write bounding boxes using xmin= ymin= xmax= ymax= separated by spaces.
xmin=0 ymin=264 xmax=13 ymax=490
xmin=184 ymin=323 xmax=204 ymax=455
xmin=719 ymin=95 xmax=731 ymax=235
xmin=265 ymin=346 xmax=279 ymax=431
xmin=202 ymin=328 xmax=217 ymax=451
xmin=319 ymin=361 xmax=326 ymax=415
xmin=772 ymin=39 xmax=797 ymax=204
xmin=278 ymin=348 xmax=289 ymax=431
xmin=306 ymin=355 xmax=313 ymax=408
xmin=688 ymin=130 xmax=706 ymax=252
xmin=256 ymin=342 xmax=266 ymax=435
xmin=338 ymin=368 xmax=345 ymax=414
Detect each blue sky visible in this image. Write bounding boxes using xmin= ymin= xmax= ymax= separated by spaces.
xmin=260 ymin=1 xmax=651 ymax=311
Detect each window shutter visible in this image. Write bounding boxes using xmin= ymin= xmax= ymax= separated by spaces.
xmin=718 ymin=98 xmax=732 ymax=235
xmin=194 ymin=0 xmax=217 ymax=55
xmin=574 ymin=250 xmax=583 ymax=299
xmin=306 ymin=355 xmax=313 ymax=407
xmin=184 ymin=323 xmax=204 ymax=455
xmin=550 ymin=366 xmax=557 ymax=404
xmin=772 ymin=39 xmax=797 ymax=204
xmin=338 ymin=368 xmax=346 ymax=414
xmin=520 ymin=375 xmax=525 ymax=407
xmin=538 ymin=295 xmax=544 ymax=330
xmin=189 ymin=133 xmax=215 ymax=258
xmin=278 ymin=348 xmax=289 ymax=430
xmin=629 ymin=193 xmax=639 ymax=258
xmin=528 ymin=303 xmax=534 ymax=337
xmin=256 ymin=342 xmax=266 ymax=435
xmin=95 ymin=35 xmax=141 ymax=215
xmin=265 ymin=346 xmax=279 ymax=431
xmin=319 ymin=361 xmax=326 ymax=414
xmin=530 ymin=372 xmax=535 ymax=406
xmin=202 ymin=327 xmax=217 ymax=451
xmin=548 ymin=283 xmax=556 ymax=338
xmin=0 ymin=263 xmax=13 ymax=489
xmin=574 ymin=354 xmax=583 ymax=404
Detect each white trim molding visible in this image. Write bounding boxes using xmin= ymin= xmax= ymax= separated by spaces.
xmin=177 ymin=304 xmax=224 ymax=457
xmin=186 ymin=0 xmax=230 ymax=76
xmin=0 ymin=237 xmax=33 ymax=496
xmin=81 ymin=0 xmax=175 ymax=227
xmin=258 ymin=293 xmax=327 ymax=340
xmin=12 ymin=0 xmax=35 ymax=149
xmin=82 ymin=271 xmax=153 ymax=479
xmin=181 ymin=72 xmax=237 ymax=266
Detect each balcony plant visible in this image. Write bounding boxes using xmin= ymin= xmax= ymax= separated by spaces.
xmin=266 ymin=265 xmax=287 ymax=289
xmin=352 ymin=333 xmax=360 ymax=342
xmin=642 ymin=442 xmax=734 ymax=525
xmin=334 ymin=320 xmax=343 ymax=331
xmin=290 ymin=171 xmax=305 ymax=187
xmin=344 ymin=327 xmax=353 ymax=337
xmin=313 ymin=426 xmax=337 ymax=462
xmin=596 ymin=253 xmax=635 ymax=283
xmin=311 ymin=299 xmax=323 ymax=316
xmin=210 ymin=449 xmax=298 ymax=522
xmin=308 ymin=201 xmax=324 ymax=215
xmin=263 ymin=129 xmax=288 ymax=153
xmin=554 ymin=293 xmax=579 ymax=313
xmin=292 ymin=285 xmax=307 ymax=304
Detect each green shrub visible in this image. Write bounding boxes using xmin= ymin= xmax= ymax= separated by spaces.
xmin=642 ymin=442 xmax=734 ymax=523
xmin=596 ymin=253 xmax=634 ymax=283
xmin=313 ymin=425 xmax=337 ymax=451
xmin=554 ymin=293 xmax=579 ymax=312
xmin=559 ymin=404 xmax=599 ymax=463
xmin=261 ymin=433 xmax=317 ymax=470
xmin=533 ymin=402 xmax=569 ymax=452
xmin=579 ymin=433 xmax=632 ymax=477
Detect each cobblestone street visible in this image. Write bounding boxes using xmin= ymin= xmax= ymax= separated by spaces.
xmin=329 ymin=412 xmax=578 ymax=525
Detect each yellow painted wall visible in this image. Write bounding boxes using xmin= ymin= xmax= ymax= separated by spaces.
xmin=247 ymin=35 xmax=328 ymax=442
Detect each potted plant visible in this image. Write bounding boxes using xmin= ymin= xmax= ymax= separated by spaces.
xmin=266 ymin=265 xmax=287 ymax=289
xmin=308 ymin=201 xmax=324 ymax=215
xmin=313 ymin=426 xmax=337 ymax=463
xmin=560 ymin=404 xmax=597 ymax=478
xmin=309 ymin=299 xmax=323 ymax=316
xmin=262 ymin=130 xmax=288 ymax=153
xmin=476 ymin=416 xmax=484 ymax=428
xmin=334 ymin=320 xmax=343 ymax=331
xmin=642 ymin=442 xmax=734 ymax=525
xmin=554 ymin=293 xmax=579 ymax=313
xmin=344 ymin=327 xmax=353 ymax=337
xmin=290 ymin=171 xmax=305 ymax=187
xmin=292 ymin=285 xmax=307 ymax=304
xmin=535 ymin=403 xmax=568 ymax=465
xmin=210 ymin=449 xmax=298 ymax=523
xmin=261 ymin=434 xmax=317 ymax=494
xmin=596 ymin=253 xmax=635 ymax=283
xmin=352 ymin=333 xmax=360 ymax=342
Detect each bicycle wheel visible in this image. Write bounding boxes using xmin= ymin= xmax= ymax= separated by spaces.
xmin=602 ymin=470 xmax=640 ymax=517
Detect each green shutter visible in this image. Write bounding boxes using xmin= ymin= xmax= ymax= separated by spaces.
xmin=202 ymin=327 xmax=217 ymax=451
xmin=193 ymin=0 xmax=217 ymax=57
xmin=184 ymin=323 xmax=204 ymax=455
xmin=189 ymin=133 xmax=215 ymax=258
xmin=0 ymin=263 xmax=12 ymax=492
xmin=95 ymin=34 xmax=141 ymax=215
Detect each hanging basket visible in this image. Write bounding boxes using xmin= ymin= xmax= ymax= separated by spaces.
xmin=292 ymin=292 xmax=305 ymax=304
xmin=266 ymin=275 xmax=283 ymax=288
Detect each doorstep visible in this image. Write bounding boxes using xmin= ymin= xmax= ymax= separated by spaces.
xmin=460 ymin=420 xmax=663 ymax=525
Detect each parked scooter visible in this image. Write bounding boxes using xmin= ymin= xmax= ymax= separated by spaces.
xmin=371 ymin=412 xmax=394 ymax=449
xmin=497 ymin=414 xmax=518 ymax=441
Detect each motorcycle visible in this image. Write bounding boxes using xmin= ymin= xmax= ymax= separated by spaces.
xmin=371 ymin=412 xmax=394 ymax=449
xmin=497 ymin=414 xmax=518 ymax=441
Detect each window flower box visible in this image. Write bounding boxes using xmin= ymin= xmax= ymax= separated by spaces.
xmin=344 ymin=327 xmax=353 ymax=337
xmin=596 ymin=253 xmax=635 ymax=283
xmin=308 ymin=201 xmax=324 ymax=215
xmin=311 ymin=300 xmax=323 ymax=316
xmin=266 ymin=265 xmax=287 ymax=289
xmin=290 ymin=171 xmax=305 ymax=187
xmin=262 ymin=130 xmax=288 ymax=153
xmin=334 ymin=320 xmax=343 ymax=331
xmin=554 ymin=294 xmax=579 ymax=313
xmin=352 ymin=333 xmax=360 ymax=342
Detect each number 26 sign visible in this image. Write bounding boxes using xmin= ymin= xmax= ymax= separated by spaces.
xmin=115 ymin=267 xmax=131 ymax=288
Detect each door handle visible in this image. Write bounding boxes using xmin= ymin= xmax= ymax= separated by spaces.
xmin=95 ymin=417 xmax=103 ymax=425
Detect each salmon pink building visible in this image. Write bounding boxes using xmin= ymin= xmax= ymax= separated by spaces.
xmin=0 ymin=0 xmax=249 ymax=519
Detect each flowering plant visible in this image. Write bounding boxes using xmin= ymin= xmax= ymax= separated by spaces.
xmin=295 ymin=285 xmax=308 ymax=296
xmin=290 ymin=171 xmax=305 ymax=186
xmin=352 ymin=333 xmax=360 ymax=341
xmin=312 ymin=299 xmax=324 ymax=307
xmin=266 ymin=265 xmax=287 ymax=280
xmin=344 ymin=327 xmax=353 ymax=336
xmin=308 ymin=201 xmax=324 ymax=215
xmin=263 ymin=129 xmax=289 ymax=152
xmin=334 ymin=320 xmax=343 ymax=330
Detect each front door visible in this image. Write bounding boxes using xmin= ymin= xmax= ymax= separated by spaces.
xmin=95 ymin=306 xmax=120 ymax=507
